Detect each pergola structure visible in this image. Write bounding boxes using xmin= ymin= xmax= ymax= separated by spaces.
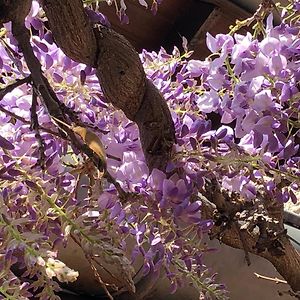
xmin=98 ymin=0 xmax=251 ymax=59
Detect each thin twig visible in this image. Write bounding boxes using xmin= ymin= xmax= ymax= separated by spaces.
xmin=30 ymin=88 xmax=46 ymax=169
xmin=254 ymin=272 xmax=288 ymax=284
xmin=70 ymin=232 xmax=119 ymax=287
xmin=0 ymin=38 xmax=26 ymax=76
xmin=70 ymin=233 xmax=115 ymax=300
xmin=229 ymin=0 xmax=279 ymax=35
xmin=87 ymin=256 xmax=114 ymax=300
xmin=107 ymin=153 xmax=121 ymax=161
xmin=103 ymin=170 xmax=127 ymax=202
xmin=0 ymin=76 xmax=31 ymax=100
xmin=93 ymin=257 xmax=120 ymax=287
xmin=0 ymin=104 xmax=59 ymax=137
xmin=0 ymin=38 xmax=22 ymax=59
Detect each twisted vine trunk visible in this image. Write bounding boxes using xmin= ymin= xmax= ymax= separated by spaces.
xmin=42 ymin=0 xmax=176 ymax=171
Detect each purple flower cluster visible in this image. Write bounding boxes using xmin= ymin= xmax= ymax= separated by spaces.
xmin=140 ymin=10 xmax=300 ymax=204
xmin=0 ymin=1 xmax=299 ymax=300
xmin=83 ymin=0 xmax=163 ymax=24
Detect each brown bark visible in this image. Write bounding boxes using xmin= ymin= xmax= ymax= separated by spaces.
xmin=94 ymin=27 xmax=146 ymax=120
xmin=0 ymin=0 xmax=31 ymax=26
xmin=220 ymin=225 xmax=300 ymax=293
xmin=42 ymin=0 xmax=97 ymax=66
xmin=41 ymin=0 xmax=175 ymax=171
xmin=134 ymin=79 xmax=176 ymax=170
xmin=201 ymin=193 xmax=300 ymax=293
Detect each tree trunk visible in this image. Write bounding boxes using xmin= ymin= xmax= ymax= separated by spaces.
xmin=42 ymin=0 xmax=175 ymax=171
